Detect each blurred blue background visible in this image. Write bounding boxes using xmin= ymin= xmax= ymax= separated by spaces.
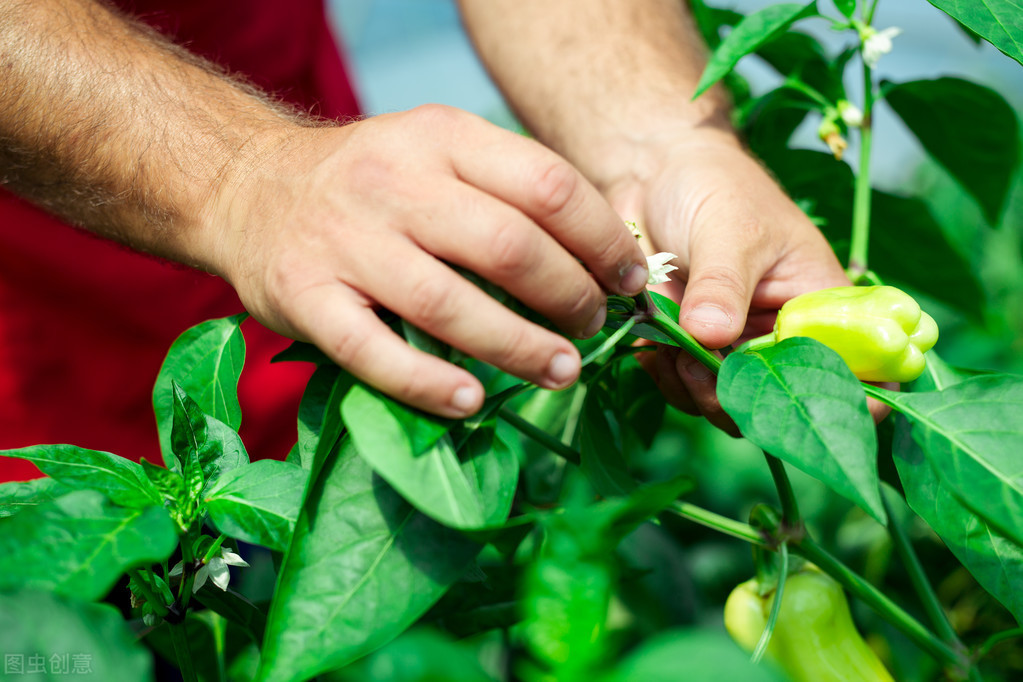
xmin=328 ymin=0 xmax=1023 ymax=185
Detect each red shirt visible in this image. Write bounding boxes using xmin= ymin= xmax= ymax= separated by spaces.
xmin=0 ymin=1 xmax=361 ymax=481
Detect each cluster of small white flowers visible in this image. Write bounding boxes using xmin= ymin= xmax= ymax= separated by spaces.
xmin=861 ymin=26 xmax=902 ymax=68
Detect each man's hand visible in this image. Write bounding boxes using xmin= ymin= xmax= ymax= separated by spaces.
xmin=214 ymin=106 xmax=650 ymax=418
xmin=607 ymin=134 xmax=894 ymax=431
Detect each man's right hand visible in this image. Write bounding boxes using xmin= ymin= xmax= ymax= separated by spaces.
xmin=212 ymin=105 xmax=650 ymax=418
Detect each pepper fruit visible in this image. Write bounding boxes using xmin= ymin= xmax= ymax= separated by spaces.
xmin=724 ymin=566 xmax=893 ymax=682
xmin=774 ymin=285 xmax=938 ymax=383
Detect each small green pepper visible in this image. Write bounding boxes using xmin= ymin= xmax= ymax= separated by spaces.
xmin=724 ymin=566 xmax=893 ymax=682
xmin=774 ymin=285 xmax=938 ymax=382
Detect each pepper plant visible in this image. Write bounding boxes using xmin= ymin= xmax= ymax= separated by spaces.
xmin=2 ymin=0 xmax=1023 ymax=680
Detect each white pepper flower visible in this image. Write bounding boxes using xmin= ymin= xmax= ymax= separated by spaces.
xmin=646 ymin=252 xmax=678 ymax=285
xmin=837 ymin=100 xmax=864 ymax=128
xmin=861 ymin=26 xmax=901 ymax=68
xmin=169 ymin=548 xmax=249 ymax=593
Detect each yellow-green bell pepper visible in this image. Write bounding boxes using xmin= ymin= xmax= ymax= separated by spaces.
xmin=724 ymin=566 xmax=893 ymax=682
xmin=774 ymin=285 xmax=938 ymax=382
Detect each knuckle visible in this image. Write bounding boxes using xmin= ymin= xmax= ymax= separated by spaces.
xmin=693 ymin=265 xmax=747 ymax=300
xmin=328 ymin=326 xmax=373 ymax=369
xmin=407 ymin=103 xmax=461 ymax=131
xmin=488 ymin=221 xmax=534 ymax=277
xmin=529 ymin=160 xmax=579 ymax=219
xmin=405 ymin=276 xmax=454 ymax=328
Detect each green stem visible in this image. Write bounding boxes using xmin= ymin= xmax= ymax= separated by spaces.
xmin=168 ymin=621 xmax=199 ymax=682
xmin=883 ymin=494 xmax=960 ymax=648
xmin=795 ymin=536 xmax=964 ymax=669
xmin=666 ymin=500 xmax=766 ymax=546
xmin=765 ymin=454 xmax=801 ymax=526
xmin=202 ymin=534 xmax=228 ymax=563
xmin=648 ymin=306 xmax=722 ymax=374
xmin=977 ymin=627 xmax=1023 ymax=659
xmin=127 ymin=569 xmax=169 ymax=618
xmin=752 ymin=542 xmax=789 ymax=664
xmin=582 ymin=316 xmax=638 ymax=367
xmin=781 ymin=78 xmax=833 ymax=109
xmin=733 ymin=332 xmax=775 ymax=355
xmin=499 ymin=406 xmax=580 ymax=466
xmin=847 ymin=61 xmax=875 ymax=281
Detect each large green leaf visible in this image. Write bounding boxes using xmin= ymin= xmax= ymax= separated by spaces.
xmin=693 ymin=2 xmax=817 ymax=99
xmin=718 ymin=338 xmax=884 ymax=522
xmin=293 ymin=365 xmax=342 ymax=470
xmin=0 ymin=444 xmax=159 ymax=508
xmin=0 ymin=590 xmax=154 ymax=681
xmin=884 ymin=78 xmax=1019 ymax=224
xmin=332 ymin=628 xmax=496 ymax=682
xmin=894 ymin=430 xmax=1023 ymax=626
xmin=601 ymin=629 xmax=786 ymax=682
xmin=0 ymin=477 xmax=67 ymax=518
xmin=258 ymin=436 xmax=481 ymax=682
xmin=155 ymin=314 xmax=247 ymax=467
xmin=877 ymin=374 xmax=1023 ymax=548
xmin=925 ymin=0 xmax=1023 ymax=67
xmin=205 ymin=460 xmax=309 ymax=552
xmin=341 ymin=385 xmax=488 ymax=530
xmin=579 ymin=386 xmax=636 ymax=497
xmin=0 ymin=490 xmax=177 ymax=600
xmin=766 ymin=149 xmax=984 ymax=320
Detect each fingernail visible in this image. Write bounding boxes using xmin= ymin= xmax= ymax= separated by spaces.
xmin=619 ymin=263 xmax=649 ymax=296
xmin=547 ymin=351 xmax=580 ymax=387
xmin=580 ymin=305 xmax=607 ymax=339
xmin=683 ymin=304 xmax=733 ymax=328
xmin=683 ymin=358 xmax=713 ymax=382
xmin=450 ymin=386 xmax=481 ymax=416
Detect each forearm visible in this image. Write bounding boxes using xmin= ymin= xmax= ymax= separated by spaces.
xmin=458 ymin=0 xmax=738 ymax=192
xmin=0 ymin=0 xmax=301 ymax=272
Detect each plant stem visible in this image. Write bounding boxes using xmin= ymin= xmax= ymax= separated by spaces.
xmin=765 ymin=454 xmax=801 ymax=526
xmin=795 ymin=536 xmax=964 ymax=669
xmin=733 ymin=332 xmax=775 ymax=355
xmin=883 ymin=494 xmax=960 ymax=647
xmin=666 ymin=500 xmax=766 ymax=546
xmin=648 ymin=307 xmax=722 ymax=374
xmin=202 ymin=534 xmax=228 ymax=563
xmin=499 ymin=406 xmax=580 ymax=466
xmin=168 ymin=621 xmax=199 ymax=682
xmin=582 ymin=315 xmax=638 ymax=367
xmin=752 ymin=542 xmax=789 ymax=664
xmin=977 ymin=627 xmax=1023 ymax=659
xmin=847 ymin=61 xmax=875 ymax=281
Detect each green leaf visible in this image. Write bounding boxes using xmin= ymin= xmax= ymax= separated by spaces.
xmin=0 ymin=444 xmax=160 ymax=508
xmin=0 ymin=490 xmax=178 ymax=600
xmin=718 ymin=338 xmax=885 ymax=522
xmin=601 ymin=629 xmax=786 ymax=682
xmin=880 ymin=374 xmax=1023 ymax=548
xmin=766 ymin=149 xmax=984 ymax=320
xmin=294 ymin=365 xmax=342 ymax=470
xmin=140 ymin=459 xmax=185 ymax=505
xmin=0 ymin=590 xmax=155 ymax=681
xmin=925 ymin=0 xmax=1023 ymax=67
xmin=205 ymin=460 xmax=309 ymax=552
xmin=884 ymin=78 xmax=1020 ymax=224
xmin=272 ymin=339 xmax=333 ymax=365
xmin=333 ymin=628 xmax=496 ymax=682
xmin=341 ymin=384 xmax=488 ymax=530
xmin=756 ymin=30 xmax=846 ymax=102
xmin=259 ymin=436 xmax=481 ymax=681
xmin=193 ymin=585 xmax=268 ymax=645
xmin=693 ymin=2 xmax=817 ymax=99
xmin=892 ymin=442 xmax=1023 ymax=626
xmin=830 ymin=0 xmax=854 ymax=17
xmin=579 ymin=386 xmax=636 ymax=497
xmin=170 ymin=383 xmax=249 ymax=497
xmin=155 ymin=314 xmax=247 ymax=467
xmin=0 ymin=477 xmax=68 ymax=518
xmin=458 ymin=426 xmax=519 ymax=527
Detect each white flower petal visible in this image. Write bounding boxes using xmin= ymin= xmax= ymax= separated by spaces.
xmin=168 ymin=561 xmax=184 ymax=577
xmin=220 ymin=549 xmax=250 ymax=568
xmin=646 ymin=252 xmax=679 ymax=285
xmin=207 ymin=557 xmax=231 ymax=591
xmin=192 ymin=564 xmax=209 ymax=593
xmin=839 ymin=103 xmax=863 ymax=127
xmin=862 ymin=26 xmax=901 ymax=67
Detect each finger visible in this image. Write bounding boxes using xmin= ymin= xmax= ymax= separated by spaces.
xmin=675 ymin=350 xmax=740 ymax=436
xmin=411 ymin=182 xmax=606 ymax=338
xmin=678 ymin=230 xmax=767 ymax=351
xmin=448 ymin=121 xmax=649 ymax=296
xmin=652 ymin=345 xmax=700 ymax=415
xmin=353 ymin=235 xmax=583 ymax=391
xmin=289 ymin=285 xmax=486 ymax=418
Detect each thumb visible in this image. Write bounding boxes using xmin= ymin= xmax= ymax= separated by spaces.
xmin=678 ymin=245 xmax=760 ymax=350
